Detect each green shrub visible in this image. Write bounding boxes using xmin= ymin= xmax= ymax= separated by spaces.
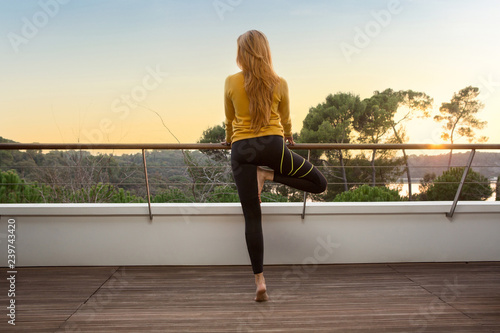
xmin=201 ymin=185 xmax=289 ymax=203
xmin=205 ymin=186 xmax=240 ymax=203
xmin=333 ymin=184 xmax=402 ymax=202
xmin=112 ymin=188 xmax=145 ymax=203
xmin=152 ymin=188 xmax=195 ymax=203
xmin=0 ymin=170 xmax=52 ymax=203
xmin=425 ymin=167 xmax=493 ymax=201
xmin=70 ymin=183 xmax=115 ymax=203
xmin=260 ymin=192 xmax=288 ymax=203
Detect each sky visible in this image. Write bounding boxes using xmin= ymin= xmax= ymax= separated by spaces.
xmin=1 ymin=0 xmax=499 ymax=146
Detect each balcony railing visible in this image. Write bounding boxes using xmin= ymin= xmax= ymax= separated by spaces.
xmin=1 ymin=143 xmax=499 ymax=220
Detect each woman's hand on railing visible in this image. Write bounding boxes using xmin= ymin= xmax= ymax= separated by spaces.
xmin=221 ymin=141 xmax=231 ymax=146
xmin=285 ymin=136 xmax=295 ymax=146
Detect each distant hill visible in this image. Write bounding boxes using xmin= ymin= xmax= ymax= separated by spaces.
xmin=1 ymin=136 xmax=499 ymax=180
xmin=408 ymin=151 xmax=500 ymax=179
xmin=0 ymin=136 xmax=18 ymax=143
xmin=0 ymin=135 xmax=194 ymax=195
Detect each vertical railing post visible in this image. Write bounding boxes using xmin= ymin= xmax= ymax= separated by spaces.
xmin=402 ymin=147 xmax=412 ymax=201
xmin=371 ymin=148 xmax=376 ymax=187
xmin=142 ymin=149 xmax=153 ymax=221
xmin=301 ymin=149 xmax=311 ymax=219
xmin=446 ymin=149 xmax=476 ymax=218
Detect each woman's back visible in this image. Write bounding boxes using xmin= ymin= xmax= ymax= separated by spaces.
xmin=224 ymin=71 xmax=292 ymax=144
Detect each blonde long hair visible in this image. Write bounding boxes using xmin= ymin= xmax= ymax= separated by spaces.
xmin=237 ymin=30 xmax=281 ymax=133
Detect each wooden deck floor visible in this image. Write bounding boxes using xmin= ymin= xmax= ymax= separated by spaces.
xmin=1 ymin=263 xmax=499 ymax=332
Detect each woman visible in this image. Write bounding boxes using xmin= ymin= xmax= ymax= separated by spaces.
xmin=223 ymin=30 xmax=327 ymax=302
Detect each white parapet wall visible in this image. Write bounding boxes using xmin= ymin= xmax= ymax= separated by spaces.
xmin=0 ymin=202 xmax=499 ymax=267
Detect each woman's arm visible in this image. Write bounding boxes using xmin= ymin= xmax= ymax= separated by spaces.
xmin=278 ymin=78 xmax=294 ymax=145
xmin=224 ymin=76 xmax=235 ymax=145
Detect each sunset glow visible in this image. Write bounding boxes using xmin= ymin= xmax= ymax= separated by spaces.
xmin=1 ymin=0 xmax=499 ymax=145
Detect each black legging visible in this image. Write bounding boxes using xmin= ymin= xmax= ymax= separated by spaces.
xmin=231 ymin=135 xmax=327 ymax=274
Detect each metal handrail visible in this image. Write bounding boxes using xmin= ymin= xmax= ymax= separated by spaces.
xmin=1 ymin=143 xmax=499 ymax=220
xmin=1 ymin=143 xmax=500 ymax=150
xmin=142 ymin=149 xmax=153 ymax=221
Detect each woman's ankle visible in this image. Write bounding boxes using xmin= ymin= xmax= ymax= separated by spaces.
xmin=255 ymin=272 xmax=266 ymax=284
xmin=254 ymin=272 xmax=269 ymax=302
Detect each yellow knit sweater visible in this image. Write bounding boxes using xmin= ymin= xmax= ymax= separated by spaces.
xmin=224 ymin=72 xmax=292 ymax=144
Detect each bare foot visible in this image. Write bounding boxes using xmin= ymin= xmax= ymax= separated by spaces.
xmin=254 ymin=273 xmax=269 ymax=302
xmin=257 ymin=167 xmax=273 ymax=203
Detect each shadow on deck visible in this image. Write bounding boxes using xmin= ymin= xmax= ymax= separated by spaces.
xmin=1 ymin=263 xmax=499 ymax=332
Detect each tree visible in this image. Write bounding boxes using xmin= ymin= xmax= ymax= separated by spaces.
xmin=30 ymin=150 xmax=130 ymax=203
xmin=355 ymin=91 xmax=401 ymax=186
xmin=425 ymin=167 xmax=493 ymax=201
xmin=300 ymin=93 xmax=365 ymax=199
xmin=385 ymin=89 xmax=433 ymax=199
xmin=181 ymin=123 xmax=234 ymax=202
xmin=197 ymin=122 xmax=229 ymax=162
xmin=414 ymin=172 xmax=436 ymax=201
xmin=298 ymin=91 xmax=411 ymax=201
xmin=434 ymin=86 xmax=488 ymax=168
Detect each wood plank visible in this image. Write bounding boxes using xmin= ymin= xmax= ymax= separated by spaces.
xmin=0 ymin=263 xmax=498 ymax=332
xmin=0 ymin=266 xmax=117 ymax=332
